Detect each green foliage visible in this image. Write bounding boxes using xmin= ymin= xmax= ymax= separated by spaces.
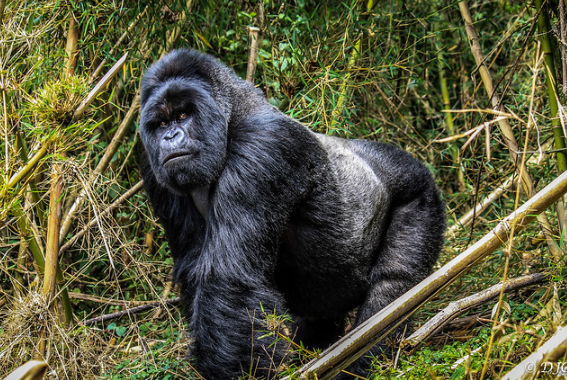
xmin=100 ymin=323 xmax=193 ymax=380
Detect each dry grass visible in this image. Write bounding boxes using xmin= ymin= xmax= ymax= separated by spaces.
xmin=0 ymin=291 xmax=111 ymax=379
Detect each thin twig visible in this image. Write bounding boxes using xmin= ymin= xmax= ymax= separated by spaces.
xmin=448 ymin=174 xmax=515 ymax=235
xmin=83 ymin=297 xmax=180 ymax=326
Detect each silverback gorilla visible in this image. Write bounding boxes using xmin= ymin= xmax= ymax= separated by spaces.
xmin=139 ymin=49 xmax=445 ymax=379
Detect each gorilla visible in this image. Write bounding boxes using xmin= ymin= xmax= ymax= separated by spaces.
xmin=139 ymin=49 xmax=445 ymax=379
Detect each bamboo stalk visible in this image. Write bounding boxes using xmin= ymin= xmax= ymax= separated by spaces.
xmin=42 ymin=163 xmax=63 ymax=304
xmin=328 ymin=0 xmax=374 ymax=134
xmin=43 ymin=162 xmax=73 ymax=324
xmin=0 ymin=141 xmax=49 ymax=201
xmin=13 ymin=205 xmax=45 ymax=271
xmin=246 ymin=27 xmax=261 ymax=83
xmin=458 ymin=0 xmax=561 ymax=261
xmin=535 ymin=0 xmax=567 ymax=236
xmin=74 ymin=52 xmax=128 ymax=120
xmin=535 ymin=0 xmax=567 ymax=172
xmin=0 ymin=0 xmax=6 ymax=25
xmin=65 ymin=13 xmax=79 ymax=77
xmin=329 ymin=38 xmax=361 ymax=134
xmin=13 ymin=202 xmax=73 ymax=324
xmin=2 ymin=72 xmax=8 ymax=180
xmin=287 ymin=169 xmax=567 ymax=380
xmin=561 ymin=0 xmax=567 ymax=94
xmin=37 ymin=162 xmax=64 ymax=359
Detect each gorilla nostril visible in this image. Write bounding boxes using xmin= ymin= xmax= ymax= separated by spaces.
xmin=164 ymin=129 xmax=181 ymax=141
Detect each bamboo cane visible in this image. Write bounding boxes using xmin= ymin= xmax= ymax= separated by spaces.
xmin=42 ymin=163 xmax=63 ymax=304
xmin=65 ymin=13 xmax=79 ymax=77
xmin=535 ymin=0 xmax=567 ymax=171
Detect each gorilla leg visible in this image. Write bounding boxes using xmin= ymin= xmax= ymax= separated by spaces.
xmin=189 ymin=278 xmax=288 ymax=379
xmin=337 ymin=186 xmax=445 ymax=379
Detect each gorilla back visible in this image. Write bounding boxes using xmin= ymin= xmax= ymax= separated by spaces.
xmin=139 ymin=49 xmax=445 ymax=379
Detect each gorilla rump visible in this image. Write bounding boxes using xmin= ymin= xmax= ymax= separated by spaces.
xmin=139 ymin=49 xmax=445 ymax=379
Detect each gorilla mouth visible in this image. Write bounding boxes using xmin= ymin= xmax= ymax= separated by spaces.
xmin=163 ymin=151 xmax=197 ymax=165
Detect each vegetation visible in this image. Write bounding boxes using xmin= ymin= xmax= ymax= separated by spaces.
xmin=1 ymin=0 xmax=566 ymax=379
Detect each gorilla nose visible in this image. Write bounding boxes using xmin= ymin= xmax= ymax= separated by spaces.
xmin=163 ymin=128 xmax=185 ymax=147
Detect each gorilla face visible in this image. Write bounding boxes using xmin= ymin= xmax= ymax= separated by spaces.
xmin=139 ymin=77 xmax=227 ymax=193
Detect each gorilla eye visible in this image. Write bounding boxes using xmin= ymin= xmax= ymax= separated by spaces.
xmin=159 ymin=121 xmax=167 ymax=128
xmin=178 ymin=113 xmax=187 ymax=120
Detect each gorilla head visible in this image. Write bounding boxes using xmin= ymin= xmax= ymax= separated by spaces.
xmin=140 ymin=52 xmax=229 ymax=192
xmin=138 ymin=49 xmax=445 ymax=380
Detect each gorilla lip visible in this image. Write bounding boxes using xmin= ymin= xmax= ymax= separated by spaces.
xmin=163 ymin=152 xmax=196 ymax=165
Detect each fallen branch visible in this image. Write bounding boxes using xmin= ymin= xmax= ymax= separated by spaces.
xmin=402 ymin=272 xmax=545 ymax=347
xmin=68 ymin=291 xmax=156 ymax=307
xmin=83 ymin=297 xmax=180 ymax=326
xmin=286 ymin=169 xmax=567 ymax=380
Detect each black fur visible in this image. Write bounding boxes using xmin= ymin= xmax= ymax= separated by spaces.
xmin=139 ymin=49 xmax=446 ymax=379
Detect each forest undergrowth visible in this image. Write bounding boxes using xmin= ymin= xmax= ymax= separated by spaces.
xmin=1 ymin=0 xmax=567 ymax=379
